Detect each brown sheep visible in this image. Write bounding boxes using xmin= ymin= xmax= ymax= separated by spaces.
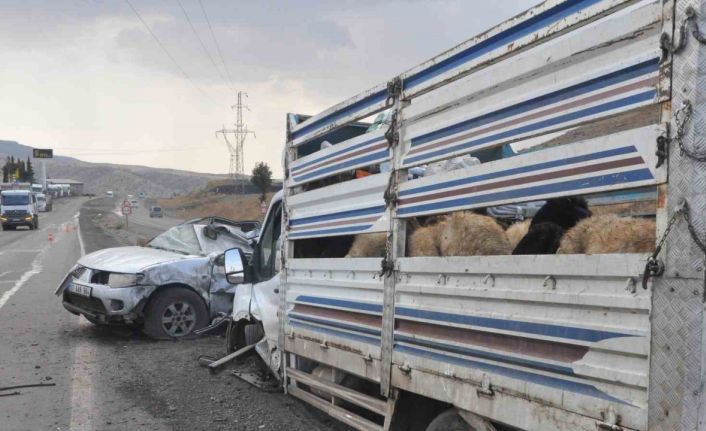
xmin=345 ymin=232 xmax=388 ymax=258
xmin=557 ymin=214 xmax=656 ymax=254
xmin=408 ymin=222 xmax=445 ymax=257
xmin=439 ymin=212 xmax=512 ymax=256
xmin=505 ymin=219 xmax=531 ymax=250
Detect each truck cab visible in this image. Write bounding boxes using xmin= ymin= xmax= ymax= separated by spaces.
xmin=0 ymin=190 xmax=39 ymax=231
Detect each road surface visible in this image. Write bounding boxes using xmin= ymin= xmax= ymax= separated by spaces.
xmin=0 ymin=197 xmax=345 ymax=431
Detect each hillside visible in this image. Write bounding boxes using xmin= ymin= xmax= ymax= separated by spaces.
xmin=0 ymin=140 xmax=231 ymax=197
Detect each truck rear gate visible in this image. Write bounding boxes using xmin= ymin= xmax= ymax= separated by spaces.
xmin=279 ymin=0 xmax=706 ymax=429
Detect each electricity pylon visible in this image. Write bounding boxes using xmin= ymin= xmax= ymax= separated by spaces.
xmin=216 ymin=91 xmax=255 ymax=179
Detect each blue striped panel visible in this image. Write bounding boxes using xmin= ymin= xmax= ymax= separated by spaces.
xmin=291 ymin=135 xmax=385 ymax=173
xmin=289 ymin=319 xmax=381 ymax=345
xmin=397 ymin=168 xmax=654 ymax=216
xmin=293 ymin=149 xmax=390 ymax=182
xmin=403 ymin=0 xmax=607 ymax=89
xmin=290 ymin=205 xmax=385 ymax=227
xmin=295 ymin=296 xmax=383 ymax=313
xmin=395 ymin=335 xmax=575 ymax=376
xmin=404 ymin=90 xmax=656 ymax=165
xmin=289 ymin=224 xmax=375 ymax=239
xmin=395 ymin=307 xmax=634 ymax=342
xmin=410 ymin=58 xmax=658 ymax=148
xmin=400 ymin=145 xmax=637 ymax=197
xmin=289 ymin=313 xmax=382 ymax=337
xmin=295 ymin=296 xmax=636 ymax=343
xmin=394 ymin=344 xmax=631 ymax=405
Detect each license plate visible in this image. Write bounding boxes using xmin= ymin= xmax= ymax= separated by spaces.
xmin=71 ymin=282 xmax=92 ymax=297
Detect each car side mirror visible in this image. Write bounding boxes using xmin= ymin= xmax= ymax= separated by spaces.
xmin=224 ymin=248 xmax=247 ymax=284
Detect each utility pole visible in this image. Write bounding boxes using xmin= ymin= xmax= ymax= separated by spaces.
xmin=216 ymin=91 xmax=255 ymax=193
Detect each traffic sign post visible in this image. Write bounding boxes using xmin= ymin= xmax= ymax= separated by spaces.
xmin=260 ymin=200 xmax=267 ymax=215
xmin=121 ymin=200 xmax=132 ymax=227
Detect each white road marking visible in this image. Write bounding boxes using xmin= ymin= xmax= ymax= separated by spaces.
xmin=0 ymin=248 xmax=45 ymax=310
xmin=69 ymin=211 xmax=94 ymax=431
xmin=0 ymin=271 xmax=11 ymax=278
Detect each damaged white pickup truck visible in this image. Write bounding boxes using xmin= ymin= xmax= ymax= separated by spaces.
xmin=55 ymin=217 xmax=259 ymax=339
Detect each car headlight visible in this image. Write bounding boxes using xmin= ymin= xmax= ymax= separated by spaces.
xmin=108 ymin=273 xmax=140 ymax=288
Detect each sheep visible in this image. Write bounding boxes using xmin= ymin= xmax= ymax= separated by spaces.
xmin=505 ymin=219 xmax=531 ymax=249
xmin=408 ymin=222 xmax=445 ymax=257
xmin=439 ymin=212 xmax=512 ymax=256
xmin=557 ymin=214 xmax=656 ymax=254
xmin=347 ymin=211 xmax=512 ymax=258
xmin=345 ymin=232 xmax=388 ymax=258
xmin=513 ymin=197 xmax=592 ymax=255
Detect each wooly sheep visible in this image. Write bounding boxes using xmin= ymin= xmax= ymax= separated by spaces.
xmin=505 ymin=219 xmax=531 ymax=249
xmin=345 ymin=232 xmax=388 ymax=258
xmin=513 ymin=197 xmax=592 ymax=255
xmin=408 ymin=221 xmax=445 ymax=257
xmin=439 ymin=212 xmax=512 ymax=256
xmin=557 ymin=214 xmax=656 ymax=254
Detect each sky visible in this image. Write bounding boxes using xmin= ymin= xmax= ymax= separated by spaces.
xmin=0 ymin=0 xmax=538 ymax=177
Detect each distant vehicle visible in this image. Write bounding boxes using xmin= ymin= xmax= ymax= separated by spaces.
xmin=35 ymin=193 xmax=48 ymax=212
xmin=139 ymin=192 xmax=146 ymax=198
xmin=149 ymin=206 xmax=163 ymax=218
xmin=56 ymin=217 xmax=258 ymax=338
xmin=105 ymin=191 xmax=114 ymax=197
xmin=129 ymin=199 xmax=139 ymax=208
xmin=31 ymin=183 xmax=43 ymax=193
xmin=0 ymin=190 xmax=38 ymax=230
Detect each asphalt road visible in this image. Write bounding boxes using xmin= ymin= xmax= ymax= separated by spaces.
xmin=0 ymin=197 xmax=346 ymax=431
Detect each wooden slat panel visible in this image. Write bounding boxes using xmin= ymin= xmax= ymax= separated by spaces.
xmin=396 ymin=125 xmax=665 ymax=218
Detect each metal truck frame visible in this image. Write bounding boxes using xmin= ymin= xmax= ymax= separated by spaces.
xmin=229 ymin=1 xmax=706 ymax=429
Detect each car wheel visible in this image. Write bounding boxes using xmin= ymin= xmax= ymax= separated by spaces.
xmin=35 ymin=218 xmax=39 ymax=229
xmin=425 ymin=409 xmax=474 ymax=431
xmin=143 ymin=287 xmax=209 ymax=339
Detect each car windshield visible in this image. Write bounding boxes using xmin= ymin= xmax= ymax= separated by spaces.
xmin=147 ymin=224 xmax=202 ymax=255
xmin=1 ymin=194 xmax=29 ymax=205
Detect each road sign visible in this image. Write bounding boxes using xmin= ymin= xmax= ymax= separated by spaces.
xmin=32 ymin=149 xmax=53 ymax=159
xmin=121 ymin=200 xmax=132 ymax=216
xmin=260 ymin=201 xmax=267 ymax=214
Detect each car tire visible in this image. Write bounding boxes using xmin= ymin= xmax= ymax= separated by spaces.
xmin=35 ymin=218 xmax=39 ymax=229
xmin=142 ymin=287 xmax=209 ymax=339
xmin=425 ymin=409 xmax=474 ymax=431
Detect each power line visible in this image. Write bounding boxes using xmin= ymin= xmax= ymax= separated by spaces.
xmin=198 ymin=0 xmax=235 ymax=90
xmin=123 ymin=0 xmax=221 ymax=108
xmin=175 ymin=0 xmax=230 ymax=89
xmin=61 ymin=147 xmax=214 ymax=156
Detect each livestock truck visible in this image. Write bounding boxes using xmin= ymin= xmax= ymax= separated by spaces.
xmin=220 ymin=0 xmax=706 ymax=430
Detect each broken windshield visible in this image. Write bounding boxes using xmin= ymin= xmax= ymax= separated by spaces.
xmin=147 ymin=224 xmax=202 ymax=255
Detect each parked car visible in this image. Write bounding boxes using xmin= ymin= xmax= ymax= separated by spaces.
xmin=55 ymin=217 xmax=259 ymax=338
xmin=105 ymin=191 xmax=114 ymax=197
xmin=149 ymin=206 xmax=163 ymax=218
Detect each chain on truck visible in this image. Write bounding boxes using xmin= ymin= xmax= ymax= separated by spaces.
xmin=218 ymin=1 xmax=706 ymax=430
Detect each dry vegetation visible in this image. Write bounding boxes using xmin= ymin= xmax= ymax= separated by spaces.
xmin=157 ymin=192 xmax=274 ymax=222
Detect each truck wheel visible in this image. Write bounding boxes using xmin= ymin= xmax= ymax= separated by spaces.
xmin=142 ymin=287 xmax=208 ymax=339
xmin=426 ymin=409 xmax=474 ymax=431
xmin=226 ymin=320 xmax=264 ymax=352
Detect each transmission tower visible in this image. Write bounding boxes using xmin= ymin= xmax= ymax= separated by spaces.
xmin=216 ymin=91 xmax=255 ymax=179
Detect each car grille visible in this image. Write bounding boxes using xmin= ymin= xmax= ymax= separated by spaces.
xmin=90 ymin=271 xmax=110 ymax=285
xmin=64 ymin=292 xmax=107 ymax=314
xmin=3 ymin=209 xmax=27 ymax=216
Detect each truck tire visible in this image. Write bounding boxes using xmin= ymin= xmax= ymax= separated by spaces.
xmin=425 ymin=409 xmax=474 ymax=431
xmin=142 ymin=287 xmax=209 ymax=339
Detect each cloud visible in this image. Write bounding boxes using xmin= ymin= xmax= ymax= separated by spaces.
xmin=0 ymin=0 xmax=537 ymax=177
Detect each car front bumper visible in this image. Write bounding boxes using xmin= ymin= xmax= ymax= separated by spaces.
xmin=62 ymin=279 xmax=156 ymax=324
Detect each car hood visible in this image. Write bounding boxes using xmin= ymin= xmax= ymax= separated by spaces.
xmin=78 ymin=246 xmax=192 ymax=273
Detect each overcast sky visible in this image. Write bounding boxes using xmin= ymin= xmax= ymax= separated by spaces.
xmin=0 ymin=0 xmax=537 ymax=177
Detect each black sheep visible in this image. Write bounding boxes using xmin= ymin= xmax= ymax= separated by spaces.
xmin=512 ymin=197 xmax=591 ymax=255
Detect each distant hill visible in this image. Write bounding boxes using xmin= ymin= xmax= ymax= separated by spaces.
xmin=0 ymin=140 xmax=232 ymax=197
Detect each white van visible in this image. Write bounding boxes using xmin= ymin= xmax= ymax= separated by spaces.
xmin=0 ymin=190 xmax=38 ymax=230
